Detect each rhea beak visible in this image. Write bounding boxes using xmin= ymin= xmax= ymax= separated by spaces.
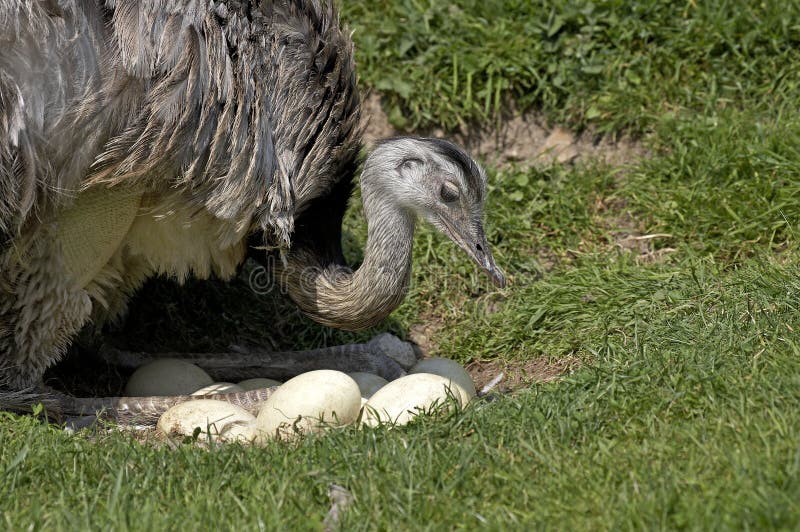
xmin=438 ymin=216 xmax=507 ymax=288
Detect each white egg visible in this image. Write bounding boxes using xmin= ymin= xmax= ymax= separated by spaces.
xmin=347 ymin=372 xmax=389 ymax=398
xmin=361 ymin=373 xmax=464 ymax=427
xmin=192 ymin=382 xmax=245 ymax=396
xmin=157 ymin=400 xmax=257 ymax=443
xmin=125 ymin=359 xmax=213 ymax=396
xmin=255 ymin=370 xmax=361 ymax=441
xmin=409 ymin=357 xmax=476 ymax=405
xmin=237 ymin=378 xmax=283 ymax=391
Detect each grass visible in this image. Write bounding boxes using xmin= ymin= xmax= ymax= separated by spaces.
xmin=341 ymin=0 xmax=800 ymax=132
xmin=3 ymin=0 xmax=800 ymax=529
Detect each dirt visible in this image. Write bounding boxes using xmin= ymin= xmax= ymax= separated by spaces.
xmin=407 ymin=305 xmax=451 ymax=358
xmin=407 ymin=322 xmax=439 ymax=358
xmin=362 ymin=93 xmax=646 ymax=169
xmin=466 ymin=356 xmax=580 ymax=393
xmin=593 ymin=197 xmax=677 ymax=265
xmin=405 ymin=305 xmax=579 ymax=394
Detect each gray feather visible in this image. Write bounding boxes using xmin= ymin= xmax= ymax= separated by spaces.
xmin=1 ymin=0 xmax=361 ymax=248
xmin=0 ymin=0 xmax=362 ymax=401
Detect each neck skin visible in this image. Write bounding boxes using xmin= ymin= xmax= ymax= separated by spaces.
xmin=283 ymin=173 xmax=416 ymax=331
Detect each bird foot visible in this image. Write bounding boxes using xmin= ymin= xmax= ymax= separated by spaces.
xmin=366 ymin=333 xmax=421 ymax=370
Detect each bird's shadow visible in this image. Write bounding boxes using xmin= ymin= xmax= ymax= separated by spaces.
xmin=46 ymin=235 xmax=408 ymax=397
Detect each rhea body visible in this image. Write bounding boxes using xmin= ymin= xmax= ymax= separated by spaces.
xmin=0 ymin=0 xmax=503 ymax=418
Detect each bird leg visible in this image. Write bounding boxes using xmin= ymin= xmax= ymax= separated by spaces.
xmin=0 ymin=369 xmax=278 ymax=426
xmin=55 ymin=387 xmax=275 ymax=418
xmin=99 ymin=333 xmax=421 ymax=382
xmin=10 ymin=384 xmax=278 ymax=427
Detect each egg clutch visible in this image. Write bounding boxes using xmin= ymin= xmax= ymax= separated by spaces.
xmin=124 ymin=357 xmax=478 ymax=444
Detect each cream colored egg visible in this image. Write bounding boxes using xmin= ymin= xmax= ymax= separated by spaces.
xmin=125 ymin=359 xmax=213 ymax=396
xmin=409 ymin=357 xmax=476 ymax=405
xmin=192 ymin=382 xmax=245 ymax=396
xmin=157 ymin=400 xmax=257 ymax=443
xmin=255 ymin=370 xmax=361 ymax=441
xmin=361 ymin=373 xmax=464 ymax=427
xmin=237 ymin=378 xmax=283 ymax=391
xmin=347 ymin=372 xmax=389 ymax=399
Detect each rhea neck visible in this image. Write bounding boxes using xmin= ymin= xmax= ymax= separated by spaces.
xmin=283 ymin=163 xmax=417 ymax=331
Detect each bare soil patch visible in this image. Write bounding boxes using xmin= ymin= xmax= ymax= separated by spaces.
xmin=362 ymin=94 xmax=646 ymax=169
xmin=593 ymin=197 xmax=677 ymax=264
xmin=467 ymin=356 xmax=580 ymax=393
xmin=407 ymin=309 xmax=448 ymax=357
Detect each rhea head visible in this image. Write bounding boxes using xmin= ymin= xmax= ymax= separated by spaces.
xmin=362 ymin=137 xmax=506 ymax=287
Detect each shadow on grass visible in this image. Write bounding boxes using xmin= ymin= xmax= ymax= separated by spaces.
xmin=46 ymin=257 xmax=408 ymax=398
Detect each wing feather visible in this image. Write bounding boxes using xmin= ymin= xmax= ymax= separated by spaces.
xmin=0 ymin=1 xmax=107 ymax=238
xmin=1 ymin=0 xmax=362 ymax=251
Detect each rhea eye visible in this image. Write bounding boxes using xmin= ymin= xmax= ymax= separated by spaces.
xmin=440 ymin=182 xmax=460 ymax=203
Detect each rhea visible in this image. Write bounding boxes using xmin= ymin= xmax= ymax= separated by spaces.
xmin=0 ymin=0 xmax=504 ymax=421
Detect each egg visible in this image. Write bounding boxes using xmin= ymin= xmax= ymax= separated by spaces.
xmin=347 ymin=372 xmax=389 ymax=399
xmin=237 ymin=378 xmax=283 ymax=391
xmin=125 ymin=359 xmax=213 ymax=396
xmin=192 ymin=382 xmax=245 ymax=396
xmin=409 ymin=357 xmax=476 ymax=405
xmin=361 ymin=373 xmax=464 ymax=427
xmin=157 ymin=400 xmax=257 ymax=443
xmin=255 ymin=370 xmax=361 ymax=441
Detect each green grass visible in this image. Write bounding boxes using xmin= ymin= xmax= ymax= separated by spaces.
xmin=3 ymin=0 xmax=800 ymax=529
xmin=343 ymin=0 xmax=800 ymax=132
xmin=3 ymin=258 xmax=799 ymax=529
